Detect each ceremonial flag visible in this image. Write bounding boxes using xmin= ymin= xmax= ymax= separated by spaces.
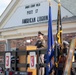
xmin=46 ymin=1 xmax=54 ymax=75
xmin=57 ymin=1 xmax=63 ymax=45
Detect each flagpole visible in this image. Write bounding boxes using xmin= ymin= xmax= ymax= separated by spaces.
xmin=48 ymin=0 xmax=51 ymax=6
xmin=58 ymin=0 xmax=60 ymax=3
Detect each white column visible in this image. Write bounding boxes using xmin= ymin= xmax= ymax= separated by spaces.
xmin=6 ymin=39 xmax=11 ymax=51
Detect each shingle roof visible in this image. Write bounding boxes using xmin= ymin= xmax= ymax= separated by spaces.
xmin=53 ymin=16 xmax=76 ymax=24
xmin=54 ymin=0 xmax=76 ymax=16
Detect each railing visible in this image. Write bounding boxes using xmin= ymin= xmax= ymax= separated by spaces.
xmin=0 ymin=48 xmax=46 ymax=75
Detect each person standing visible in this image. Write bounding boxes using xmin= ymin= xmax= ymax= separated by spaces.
xmin=35 ymin=31 xmax=46 ymax=75
xmin=35 ymin=31 xmax=46 ymax=48
xmin=63 ymin=41 xmax=69 ymax=56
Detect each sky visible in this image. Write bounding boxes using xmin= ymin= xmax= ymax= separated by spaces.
xmin=0 ymin=0 xmax=11 ymax=15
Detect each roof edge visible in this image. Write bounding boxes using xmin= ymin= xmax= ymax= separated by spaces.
xmin=0 ymin=0 xmax=20 ymax=28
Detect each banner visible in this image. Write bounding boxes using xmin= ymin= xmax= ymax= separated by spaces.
xmin=46 ymin=1 xmax=54 ymax=75
xmin=57 ymin=1 xmax=63 ymax=45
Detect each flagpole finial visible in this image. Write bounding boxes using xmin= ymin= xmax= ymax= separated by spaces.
xmin=48 ymin=0 xmax=51 ymax=6
xmin=58 ymin=0 xmax=61 ymax=6
xmin=58 ymin=0 xmax=60 ymax=3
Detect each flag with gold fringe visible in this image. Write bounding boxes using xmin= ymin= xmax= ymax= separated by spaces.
xmin=56 ymin=1 xmax=63 ymax=45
